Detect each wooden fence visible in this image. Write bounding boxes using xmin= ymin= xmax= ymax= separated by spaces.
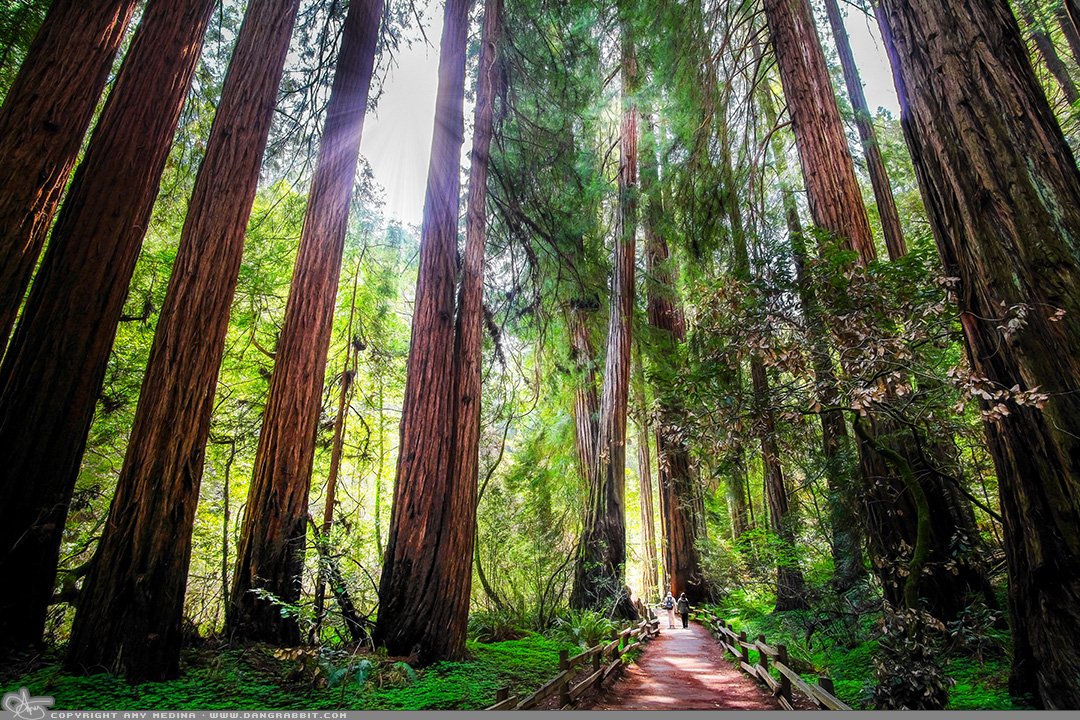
xmin=485 ymin=611 xmax=661 ymax=710
xmin=696 ymin=609 xmax=852 ymax=711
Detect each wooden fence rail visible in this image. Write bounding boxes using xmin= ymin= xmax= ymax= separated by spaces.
xmin=695 ymin=610 xmax=852 ymax=711
xmin=485 ymin=604 xmax=660 ymax=710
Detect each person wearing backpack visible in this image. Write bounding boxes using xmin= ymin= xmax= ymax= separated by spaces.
xmin=677 ymin=592 xmax=691 ymax=628
xmin=661 ymin=592 xmax=675 ymax=629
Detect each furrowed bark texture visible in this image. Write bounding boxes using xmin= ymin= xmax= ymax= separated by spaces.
xmin=765 ymin=1 xmax=977 ymax=611
xmin=877 ymin=0 xmax=1080 ymax=707
xmin=762 ymin=0 xmax=876 ymax=265
xmin=78 ymin=0 xmax=300 ymax=661
xmin=231 ymin=0 xmax=382 ymax=645
xmin=0 ymin=0 xmax=213 ymax=655
xmin=570 ymin=19 xmax=638 ymax=618
xmin=822 ymin=0 xmax=906 ymax=260
xmin=0 ymin=0 xmax=138 ymax=348
xmin=374 ymin=0 xmax=496 ymax=662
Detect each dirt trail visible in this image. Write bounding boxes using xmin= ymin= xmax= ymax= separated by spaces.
xmin=582 ymin=620 xmax=780 ymax=710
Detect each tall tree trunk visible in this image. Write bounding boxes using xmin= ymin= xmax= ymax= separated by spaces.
xmin=726 ymin=452 xmax=751 ymax=539
xmin=822 ymin=0 xmax=906 ymax=260
xmin=632 ymin=350 xmax=659 ymax=601
xmin=760 ymin=84 xmax=864 ymax=591
xmin=568 ymin=300 xmax=601 ymax=490
xmin=1068 ymin=0 xmax=1080 ymax=39
xmin=639 ymin=110 xmax=705 ymax=602
xmin=375 ymin=0 xmax=498 ymax=662
xmin=62 ymin=0 xmax=301 ymax=671
xmin=762 ymin=0 xmax=876 ymax=265
xmin=1018 ymin=0 xmax=1080 ymax=104
xmin=877 ymin=0 xmax=1080 ymax=707
xmin=1055 ymin=1 xmax=1080 ymax=67
xmin=230 ymin=0 xmax=382 ymax=645
xmin=313 ymin=259 xmax=363 ymax=641
xmin=570 ymin=17 xmax=637 ymax=617
xmin=765 ymin=0 xmax=980 ymax=614
xmin=750 ymin=357 xmax=809 ymax=610
xmin=0 ymin=0 xmax=214 ymax=656
xmin=724 ymin=113 xmax=809 ymax=609
xmin=0 ymin=0 xmax=139 ymax=349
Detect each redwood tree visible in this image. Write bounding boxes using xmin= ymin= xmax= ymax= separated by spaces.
xmin=570 ymin=16 xmax=638 ymax=617
xmin=375 ymin=0 xmax=500 ymax=661
xmin=59 ymin=0 xmax=302 ymax=667
xmin=0 ymin=0 xmax=214 ymax=654
xmin=822 ymin=0 xmax=906 ymax=260
xmin=639 ymin=112 xmax=705 ymax=602
xmin=0 ymin=0 xmax=139 ymax=347
xmin=761 ymin=0 xmax=876 ymax=266
xmin=877 ymin=0 xmax=1080 ymax=706
xmin=230 ymin=0 xmax=384 ymax=645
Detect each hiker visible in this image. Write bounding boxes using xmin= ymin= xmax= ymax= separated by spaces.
xmin=661 ymin=592 xmax=675 ymax=629
xmin=677 ymin=593 xmax=690 ymax=628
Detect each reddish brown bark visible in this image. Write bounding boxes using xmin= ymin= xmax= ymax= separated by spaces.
xmin=374 ymin=0 xmax=498 ymax=662
xmin=762 ymin=0 xmax=876 ymax=265
xmin=877 ymin=0 xmax=1080 ymax=706
xmin=0 ymin=0 xmax=139 ymax=348
xmin=639 ymin=112 xmax=705 ymax=603
xmin=230 ymin=0 xmax=382 ymax=645
xmin=822 ymin=0 xmax=906 ymax=261
xmin=58 ymin=0 xmax=300 ymax=666
xmin=571 ymin=19 xmax=637 ymax=617
xmin=0 ymin=0 xmax=214 ymax=656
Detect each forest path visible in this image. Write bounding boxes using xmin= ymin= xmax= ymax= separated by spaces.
xmin=582 ymin=620 xmax=779 ymax=710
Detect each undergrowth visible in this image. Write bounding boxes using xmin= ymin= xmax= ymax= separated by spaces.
xmin=0 ymin=634 xmax=579 ymax=711
xmin=704 ymin=589 xmax=1019 ymax=710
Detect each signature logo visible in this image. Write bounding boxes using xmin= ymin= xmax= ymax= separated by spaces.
xmin=2 ymin=688 xmax=54 ymax=720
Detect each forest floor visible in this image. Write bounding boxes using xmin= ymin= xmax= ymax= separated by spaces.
xmin=581 ymin=621 xmax=780 ymax=710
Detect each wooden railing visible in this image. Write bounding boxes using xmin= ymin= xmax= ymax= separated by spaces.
xmin=486 ymin=611 xmax=661 ymax=710
xmin=696 ymin=610 xmax=852 ymax=711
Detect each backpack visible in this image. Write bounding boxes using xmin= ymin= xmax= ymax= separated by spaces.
xmin=662 ymin=597 xmax=674 ymax=609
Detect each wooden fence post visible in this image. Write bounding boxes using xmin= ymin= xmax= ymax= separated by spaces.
xmin=739 ymin=631 xmax=750 ymax=665
xmin=777 ymin=644 xmax=793 ymax=706
xmin=819 ymin=676 xmax=835 ymax=709
xmin=558 ymin=649 xmax=570 ymax=707
xmin=593 ymin=648 xmax=601 ymax=672
xmin=496 ymin=687 xmax=509 ymax=703
xmin=757 ymin=634 xmax=769 ymax=674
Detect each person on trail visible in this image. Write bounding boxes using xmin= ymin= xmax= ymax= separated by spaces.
xmin=661 ymin=592 xmax=675 ymax=629
xmin=677 ymin=593 xmax=690 ymax=629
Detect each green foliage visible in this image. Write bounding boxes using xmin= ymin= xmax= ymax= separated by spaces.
xmin=548 ymin=609 xmax=619 ymax=648
xmin=2 ymin=635 xmax=580 ymax=711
